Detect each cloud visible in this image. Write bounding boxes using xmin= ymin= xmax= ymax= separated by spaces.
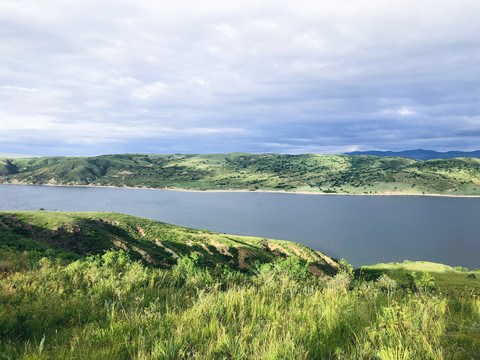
xmin=1 ymin=0 xmax=479 ymax=155
xmin=132 ymin=82 xmax=168 ymax=100
xmin=397 ymin=108 xmax=414 ymax=116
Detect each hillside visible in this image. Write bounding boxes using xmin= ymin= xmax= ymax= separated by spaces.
xmin=346 ymin=149 xmax=480 ymax=161
xmin=1 ymin=153 xmax=480 ymax=195
xmin=0 ymin=211 xmax=338 ymax=275
xmin=356 ymin=260 xmax=480 ymax=291
xmin=2 ymin=213 xmax=480 ymax=358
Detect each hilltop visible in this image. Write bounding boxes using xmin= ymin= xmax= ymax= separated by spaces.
xmin=0 ymin=211 xmax=338 ymax=275
xmin=1 ymin=153 xmax=480 ymax=195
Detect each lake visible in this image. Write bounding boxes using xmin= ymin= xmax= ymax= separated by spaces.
xmin=1 ymin=184 xmax=479 ymax=268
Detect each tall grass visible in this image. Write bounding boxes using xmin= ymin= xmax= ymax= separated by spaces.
xmin=1 ymin=249 xmax=479 ymax=359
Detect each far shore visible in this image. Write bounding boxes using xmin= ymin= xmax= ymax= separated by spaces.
xmin=2 ymin=181 xmax=480 ymax=198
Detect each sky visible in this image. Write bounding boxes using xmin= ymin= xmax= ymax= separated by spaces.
xmin=1 ymin=0 xmax=480 ymax=156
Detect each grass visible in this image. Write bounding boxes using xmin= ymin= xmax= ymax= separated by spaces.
xmin=356 ymin=260 xmax=480 ymax=291
xmin=1 ymin=153 xmax=480 ymax=195
xmin=1 ymin=246 xmax=480 ymax=359
xmin=1 ymin=211 xmax=480 ymax=358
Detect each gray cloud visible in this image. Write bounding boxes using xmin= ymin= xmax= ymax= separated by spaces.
xmin=1 ymin=0 xmax=479 ymax=155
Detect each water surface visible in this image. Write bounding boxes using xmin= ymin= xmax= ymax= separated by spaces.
xmin=1 ymin=185 xmax=479 ymax=268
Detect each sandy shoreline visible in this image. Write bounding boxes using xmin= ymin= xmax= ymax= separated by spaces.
xmin=2 ymin=181 xmax=480 ymax=198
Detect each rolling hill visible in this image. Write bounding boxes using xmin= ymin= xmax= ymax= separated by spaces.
xmin=0 ymin=211 xmax=339 ymax=275
xmin=1 ymin=153 xmax=480 ymax=195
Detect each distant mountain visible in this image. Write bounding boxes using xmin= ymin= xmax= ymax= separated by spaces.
xmin=345 ymin=149 xmax=480 ymax=161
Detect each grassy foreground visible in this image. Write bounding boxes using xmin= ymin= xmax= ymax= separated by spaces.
xmin=1 ymin=212 xmax=480 ymax=358
xmin=1 ymin=153 xmax=480 ymax=195
xmin=1 ymin=247 xmax=480 ymax=359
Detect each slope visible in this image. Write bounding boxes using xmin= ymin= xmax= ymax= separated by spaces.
xmin=0 ymin=211 xmax=338 ymax=275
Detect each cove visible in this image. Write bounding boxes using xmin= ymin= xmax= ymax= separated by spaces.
xmin=1 ymin=184 xmax=479 ymax=268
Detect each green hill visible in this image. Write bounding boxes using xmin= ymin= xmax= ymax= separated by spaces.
xmin=0 ymin=211 xmax=338 ymax=275
xmin=356 ymin=260 xmax=480 ymax=291
xmin=1 ymin=153 xmax=480 ymax=195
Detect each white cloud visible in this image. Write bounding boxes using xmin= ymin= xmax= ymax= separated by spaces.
xmin=0 ymin=85 xmax=38 ymax=92
xmin=397 ymin=108 xmax=415 ymax=116
xmin=132 ymin=82 xmax=168 ymax=100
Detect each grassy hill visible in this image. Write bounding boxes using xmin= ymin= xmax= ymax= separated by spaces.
xmin=356 ymin=260 xmax=480 ymax=291
xmin=0 ymin=211 xmax=338 ymax=275
xmin=1 ymin=212 xmax=480 ymax=358
xmin=1 ymin=153 xmax=480 ymax=195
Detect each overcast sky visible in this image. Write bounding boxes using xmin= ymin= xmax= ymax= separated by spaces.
xmin=1 ymin=0 xmax=479 ymax=156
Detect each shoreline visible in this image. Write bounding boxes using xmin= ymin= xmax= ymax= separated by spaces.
xmin=2 ymin=181 xmax=480 ymax=198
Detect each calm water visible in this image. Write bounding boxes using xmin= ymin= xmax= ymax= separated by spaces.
xmin=1 ymin=184 xmax=479 ymax=268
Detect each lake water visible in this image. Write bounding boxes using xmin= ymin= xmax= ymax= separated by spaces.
xmin=1 ymin=184 xmax=479 ymax=268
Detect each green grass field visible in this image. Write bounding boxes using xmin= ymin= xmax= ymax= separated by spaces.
xmin=1 ymin=211 xmax=480 ymax=358
xmin=2 ymin=153 xmax=480 ymax=195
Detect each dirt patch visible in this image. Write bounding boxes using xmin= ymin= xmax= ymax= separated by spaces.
xmin=261 ymin=241 xmax=291 ymax=256
xmin=309 ymin=265 xmax=325 ymax=276
xmin=269 ymin=243 xmax=291 ymax=256
xmin=184 ymin=239 xmax=212 ymax=255
xmin=314 ymin=251 xmax=339 ymax=271
xmin=112 ymin=239 xmax=128 ymax=250
xmin=288 ymin=246 xmax=304 ymax=258
xmin=199 ymin=243 xmax=213 ymax=255
xmin=135 ymin=226 xmax=146 ymax=237
xmin=153 ymin=239 xmax=179 ymax=259
xmin=98 ymin=219 xmax=120 ymax=226
xmin=209 ymin=239 xmax=233 ymax=257
xmin=236 ymin=248 xmax=251 ymax=269
xmin=132 ymin=245 xmax=154 ymax=264
xmin=55 ymin=224 xmax=82 ymax=235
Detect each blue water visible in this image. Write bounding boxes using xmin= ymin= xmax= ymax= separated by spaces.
xmin=1 ymin=184 xmax=479 ymax=268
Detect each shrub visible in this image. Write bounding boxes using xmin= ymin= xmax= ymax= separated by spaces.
xmin=417 ymin=271 xmax=436 ymax=292
xmin=375 ymin=274 xmax=397 ymax=294
xmin=253 ymin=256 xmax=310 ymax=287
xmin=326 ymin=272 xmax=352 ymax=290
xmin=172 ymin=253 xmax=212 ymax=287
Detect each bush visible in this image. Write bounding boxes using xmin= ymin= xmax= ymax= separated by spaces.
xmin=172 ymin=253 xmax=212 ymax=287
xmin=253 ymin=256 xmax=310 ymax=287
xmin=326 ymin=272 xmax=352 ymax=290
xmin=417 ymin=271 xmax=436 ymax=292
xmin=376 ymin=274 xmax=397 ymax=294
